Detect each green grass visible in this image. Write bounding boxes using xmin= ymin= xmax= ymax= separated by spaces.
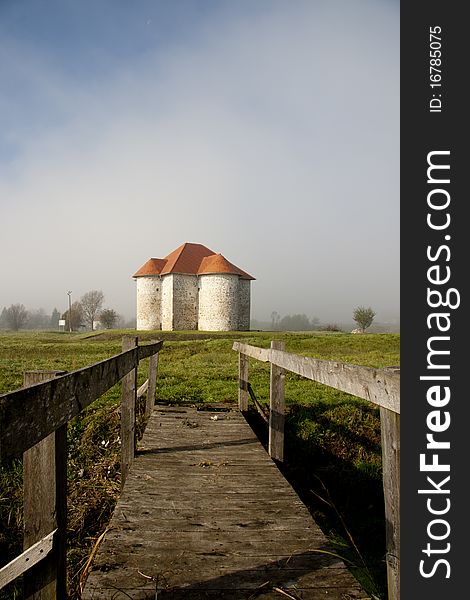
xmin=0 ymin=330 xmax=399 ymax=599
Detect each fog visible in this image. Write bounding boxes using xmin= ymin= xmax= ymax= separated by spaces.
xmin=0 ymin=0 xmax=399 ymax=325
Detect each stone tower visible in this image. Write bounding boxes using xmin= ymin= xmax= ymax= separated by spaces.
xmin=133 ymin=243 xmax=254 ymax=331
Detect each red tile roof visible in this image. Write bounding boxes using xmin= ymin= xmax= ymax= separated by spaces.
xmin=198 ymin=254 xmax=255 ymax=280
xmin=161 ymin=243 xmax=215 ymax=275
xmin=132 ymin=258 xmax=166 ymax=277
xmin=133 ymin=243 xmax=255 ymax=280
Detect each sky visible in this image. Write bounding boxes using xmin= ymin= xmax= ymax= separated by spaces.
xmin=0 ymin=0 xmax=399 ymax=325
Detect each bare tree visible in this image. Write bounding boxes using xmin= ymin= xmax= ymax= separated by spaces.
xmin=5 ymin=304 xmax=29 ymax=331
xmin=81 ymin=290 xmax=105 ymax=330
xmin=353 ymin=306 xmax=376 ymax=333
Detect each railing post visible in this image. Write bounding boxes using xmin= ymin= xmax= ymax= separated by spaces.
xmin=145 ymin=349 xmax=159 ymax=420
xmin=238 ymin=351 xmax=249 ymax=411
xmin=121 ymin=336 xmax=138 ymax=488
xmin=380 ymin=407 xmax=400 ymax=600
xmin=269 ymin=340 xmax=285 ymax=462
xmin=23 ymin=370 xmax=67 ymax=600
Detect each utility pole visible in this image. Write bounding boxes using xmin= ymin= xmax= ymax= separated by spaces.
xmin=67 ymin=291 xmax=72 ymax=332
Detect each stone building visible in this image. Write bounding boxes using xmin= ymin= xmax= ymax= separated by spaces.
xmin=133 ymin=242 xmax=255 ymax=331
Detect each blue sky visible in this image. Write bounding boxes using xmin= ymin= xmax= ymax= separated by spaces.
xmin=0 ymin=0 xmax=399 ymax=324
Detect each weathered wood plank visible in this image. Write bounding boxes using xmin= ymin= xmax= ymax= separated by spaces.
xmin=0 ymin=530 xmax=56 ymax=589
xmin=23 ymin=371 xmax=67 ymax=600
xmin=233 ymin=342 xmax=270 ymax=362
xmin=101 ymin=529 xmax=327 ymax=551
xmin=100 ymin=519 xmax=318 ymax=533
xmin=270 ymin=348 xmax=400 ymax=412
xmin=86 ymin=547 xmax=345 ymax=571
xmin=269 ymin=340 xmax=285 ymax=462
xmin=121 ymin=336 xmax=138 ymax=487
xmin=85 ymin=587 xmax=365 ymax=600
xmin=0 ymin=350 xmax=138 ymax=461
xmin=233 ymin=343 xmax=400 ymax=413
xmin=145 ymin=351 xmax=159 ymax=419
xmin=380 ymin=407 xmax=400 ymax=600
xmin=137 ymin=340 xmax=163 ymax=361
xmin=87 ymin=564 xmax=363 ymax=591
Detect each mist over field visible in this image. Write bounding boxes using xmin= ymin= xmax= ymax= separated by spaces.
xmin=0 ymin=0 xmax=399 ymax=326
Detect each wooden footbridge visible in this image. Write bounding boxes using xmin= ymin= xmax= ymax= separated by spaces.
xmin=0 ymin=336 xmax=400 ymax=600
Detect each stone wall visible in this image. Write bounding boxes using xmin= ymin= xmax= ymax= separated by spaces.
xmin=198 ymin=274 xmax=239 ymax=331
xmin=136 ymin=277 xmax=161 ymax=330
xmin=238 ymin=278 xmax=251 ymax=330
xmin=172 ymin=274 xmax=198 ymax=330
xmin=136 ymin=271 xmax=251 ymax=332
xmin=161 ymin=275 xmax=174 ymax=330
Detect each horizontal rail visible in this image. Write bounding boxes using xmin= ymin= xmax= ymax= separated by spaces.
xmin=233 ymin=342 xmax=400 ymax=414
xmin=0 ymin=529 xmax=56 ymax=588
xmin=138 ymin=340 xmax=163 ymax=361
xmin=233 ymin=342 xmax=270 ymax=362
xmin=0 ymin=341 xmax=163 ymax=462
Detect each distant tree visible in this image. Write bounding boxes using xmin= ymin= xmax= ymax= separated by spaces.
xmin=0 ymin=307 xmax=8 ymax=329
xmin=26 ymin=308 xmax=50 ymax=330
xmin=279 ymin=314 xmax=313 ymax=331
xmin=99 ymin=308 xmax=119 ymax=329
xmin=50 ymin=308 xmax=61 ymax=329
xmin=353 ymin=306 xmax=376 ymax=333
xmin=62 ymin=301 xmax=84 ymax=331
xmin=270 ymin=311 xmax=280 ymax=330
xmin=5 ymin=304 xmax=29 ymax=331
xmin=81 ymin=290 xmax=105 ymax=330
xmin=310 ymin=316 xmax=320 ymax=330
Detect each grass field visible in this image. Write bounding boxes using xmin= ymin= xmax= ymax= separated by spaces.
xmin=0 ymin=329 xmax=399 ymax=599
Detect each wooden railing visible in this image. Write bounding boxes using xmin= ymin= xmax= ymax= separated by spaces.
xmin=233 ymin=340 xmax=400 ymax=600
xmin=0 ymin=336 xmax=163 ymax=598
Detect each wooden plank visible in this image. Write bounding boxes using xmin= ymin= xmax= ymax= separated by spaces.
xmin=269 ymin=340 xmax=285 ymax=462
xmin=270 ymin=348 xmax=400 ymax=413
xmin=137 ymin=340 xmax=163 ymax=361
xmin=86 ymin=565 xmax=363 ymax=591
xmin=121 ymin=336 xmax=138 ymax=488
xmin=0 ymin=350 xmax=138 ymax=461
xmin=232 ymin=343 xmax=400 ymax=413
xmin=380 ymin=407 xmax=400 ymax=600
xmin=233 ymin=342 xmax=270 ymax=362
xmin=145 ymin=351 xmax=159 ymax=419
xmin=0 ymin=529 xmax=56 ymax=589
xmin=85 ymin=587 xmax=364 ymax=600
xmin=23 ymin=371 xmax=67 ymax=600
xmin=238 ymin=351 xmax=249 ymax=412
xmin=84 ymin=546 xmax=345 ymax=570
